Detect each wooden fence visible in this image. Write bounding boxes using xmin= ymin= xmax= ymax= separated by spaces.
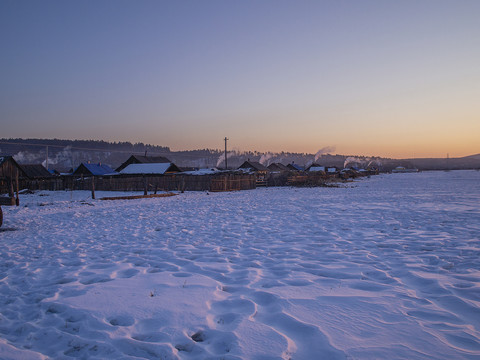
xmin=2 ymin=173 xmax=257 ymax=194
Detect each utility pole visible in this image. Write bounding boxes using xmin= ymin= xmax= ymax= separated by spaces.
xmin=224 ymin=137 xmax=228 ymax=170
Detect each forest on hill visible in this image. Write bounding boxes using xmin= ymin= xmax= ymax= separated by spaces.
xmin=1 ymin=138 xmax=479 ymax=172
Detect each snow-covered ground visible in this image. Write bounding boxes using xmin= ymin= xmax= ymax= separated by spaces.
xmin=1 ymin=170 xmax=480 ymax=359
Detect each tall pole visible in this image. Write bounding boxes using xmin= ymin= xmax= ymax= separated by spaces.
xmin=224 ymin=137 xmax=228 ymax=170
xmin=46 ymin=145 xmax=49 ymax=170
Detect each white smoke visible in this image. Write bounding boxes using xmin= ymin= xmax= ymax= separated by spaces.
xmin=344 ymin=156 xmax=363 ymax=168
xmin=314 ymin=146 xmax=336 ymax=162
xmin=13 ymin=151 xmax=39 ymax=164
xmin=259 ymin=152 xmax=274 ymax=166
xmin=42 ymin=146 xmax=74 ymax=169
xmin=344 ymin=156 xmax=381 ymax=169
xmin=367 ymin=159 xmax=382 ymax=168
xmin=216 ymin=151 xmax=237 ymax=168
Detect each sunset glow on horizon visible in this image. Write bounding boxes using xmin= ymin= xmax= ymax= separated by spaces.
xmin=1 ymin=0 xmax=479 ymax=159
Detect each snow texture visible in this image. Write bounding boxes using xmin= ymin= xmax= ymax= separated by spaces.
xmin=0 ymin=171 xmax=480 ymax=359
xmin=120 ymin=163 xmax=173 ymax=175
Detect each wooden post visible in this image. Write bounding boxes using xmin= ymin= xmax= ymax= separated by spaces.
xmin=91 ymin=176 xmax=95 ymax=199
xmin=224 ymin=137 xmax=228 ymax=170
xmin=8 ymin=177 xmax=14 ymax=199
xmin=143 ymin=176 xmax=147 ymax=195
xmin=15 ymin=171 xmax=19 ymax=206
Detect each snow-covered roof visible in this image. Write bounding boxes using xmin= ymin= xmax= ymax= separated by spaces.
xmin=119 ymin=163 xmax=175 ymax=175
xmin=287 ymin=163 xmax=304 ymax=171
xmin=73 ymin=163 xmax=116 ymax=176
xmin=182 ymin=168 xmax=221 ymax=175
xmin=309 ymin=166 xmax=325 ymax=172
xmin=238 ymin=161 xmax=268 ymax=172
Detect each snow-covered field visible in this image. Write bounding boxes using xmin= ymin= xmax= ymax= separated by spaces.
xmin=1 ymin=170 xmax=480 ymax=359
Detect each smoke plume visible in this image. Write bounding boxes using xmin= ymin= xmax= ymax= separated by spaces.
xmin=259 ymin=153 xmax=274 ymax=166
xmin=216 ymin=151 xmax=237 ymax=168
xmin=314 ymin=146 xmax=336 ymax=162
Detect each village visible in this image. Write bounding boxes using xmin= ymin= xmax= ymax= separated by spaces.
xmin=0 ymin=153 xmax=380 ymax=226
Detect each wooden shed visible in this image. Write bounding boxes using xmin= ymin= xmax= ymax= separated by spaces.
xmin=0 ymin=156 xmax=25 ymax=205
xmin=267 ymin=163 xmax=289 ymax=172
xmin=20 ymin=164 xmax=53 ymax=179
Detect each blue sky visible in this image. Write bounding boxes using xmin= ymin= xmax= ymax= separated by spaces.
xmin=1 ymin=0 xmax=479 ymax=158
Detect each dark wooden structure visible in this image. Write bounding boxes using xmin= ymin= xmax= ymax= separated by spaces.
xmin=238 ymin=161 xmax=268 ymax=172
xmin=84 ymin=173 xmax=256 ymax=193
xmin=238 ymin=161 xmax=270 ymax=186
xmin=21 ymin=164 xmax=53 ymax=179
xmin=18 ymin=164 xmax=56 ymax=192
xmin=267 ymin=163 xmax=289 ymax=172
xmin=0 ymin=156 xmax=25 ymax=206
xmin=287 ymin=163 xmax=304 ymax=171
xmin=1 ymin=156 xmax=22 ymax=225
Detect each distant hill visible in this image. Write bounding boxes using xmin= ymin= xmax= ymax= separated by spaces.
xmin=1 ymin=138 xmax=479 ymax=172
xmin=462 ymin=153 xmax=480 ymax=160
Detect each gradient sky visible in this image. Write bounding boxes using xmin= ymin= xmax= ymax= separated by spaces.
xmin=1 ymin=0 xmax=479 ymax=158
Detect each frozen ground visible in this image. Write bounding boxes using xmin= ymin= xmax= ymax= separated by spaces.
xmin=0 ymin=170 xmax=479 ymax=359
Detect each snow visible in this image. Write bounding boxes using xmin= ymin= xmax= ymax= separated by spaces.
xmin=308 ymin=166 xmax=325 ymax=172
xmin=120 ymin=163 xmax=173 ymax=175
xmin=1 ymin=170 xmax=480 ymax=359
xmin=182 ymin=168 xmax=221 ymax=175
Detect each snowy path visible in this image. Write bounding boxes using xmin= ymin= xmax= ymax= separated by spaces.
xmin=1 ymin=171 xmax=480 ymax=359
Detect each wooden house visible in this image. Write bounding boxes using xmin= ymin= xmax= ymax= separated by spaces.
xmin=20 ymin=164 xmax=53 ymax=179
xmin=267 ymin=163 xmax=289 ymax=172
xmin=116 ymin=155 xmax=172 ymax=172
xmin=72 ymin=163 xmax=116 ymax=177
xmin=238 ymin=161 xmax=269 ymax=186
xmin=286 ymin=163 xmax=304 ymax=171
xmin=0 ymin=156 xmax=25 ymax=205
xmin=238 ymin=161 xmax=269 ymax=173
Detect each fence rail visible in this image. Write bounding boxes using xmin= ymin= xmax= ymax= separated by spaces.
xmin=1 ymin=174 xmax=257 ymax=194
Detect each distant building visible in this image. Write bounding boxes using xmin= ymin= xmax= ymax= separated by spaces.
xmin=72 ymin=163 xmax=116 ymax=177
xmin=238 ymin=161 xmax=269 ymax=173
xmin=116 ymin=155 xmax=172 ymax=172
xmin=286 ymin=163 xmax=304 ymax=171
xmin=267 ymin=163 xmax=289 ymax=172
xmin=306 ymin=164 xmax=326 ymax=172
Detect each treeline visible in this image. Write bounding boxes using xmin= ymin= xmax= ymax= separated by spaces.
xmin=0 ymin=138 xmax=171 ymax=153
